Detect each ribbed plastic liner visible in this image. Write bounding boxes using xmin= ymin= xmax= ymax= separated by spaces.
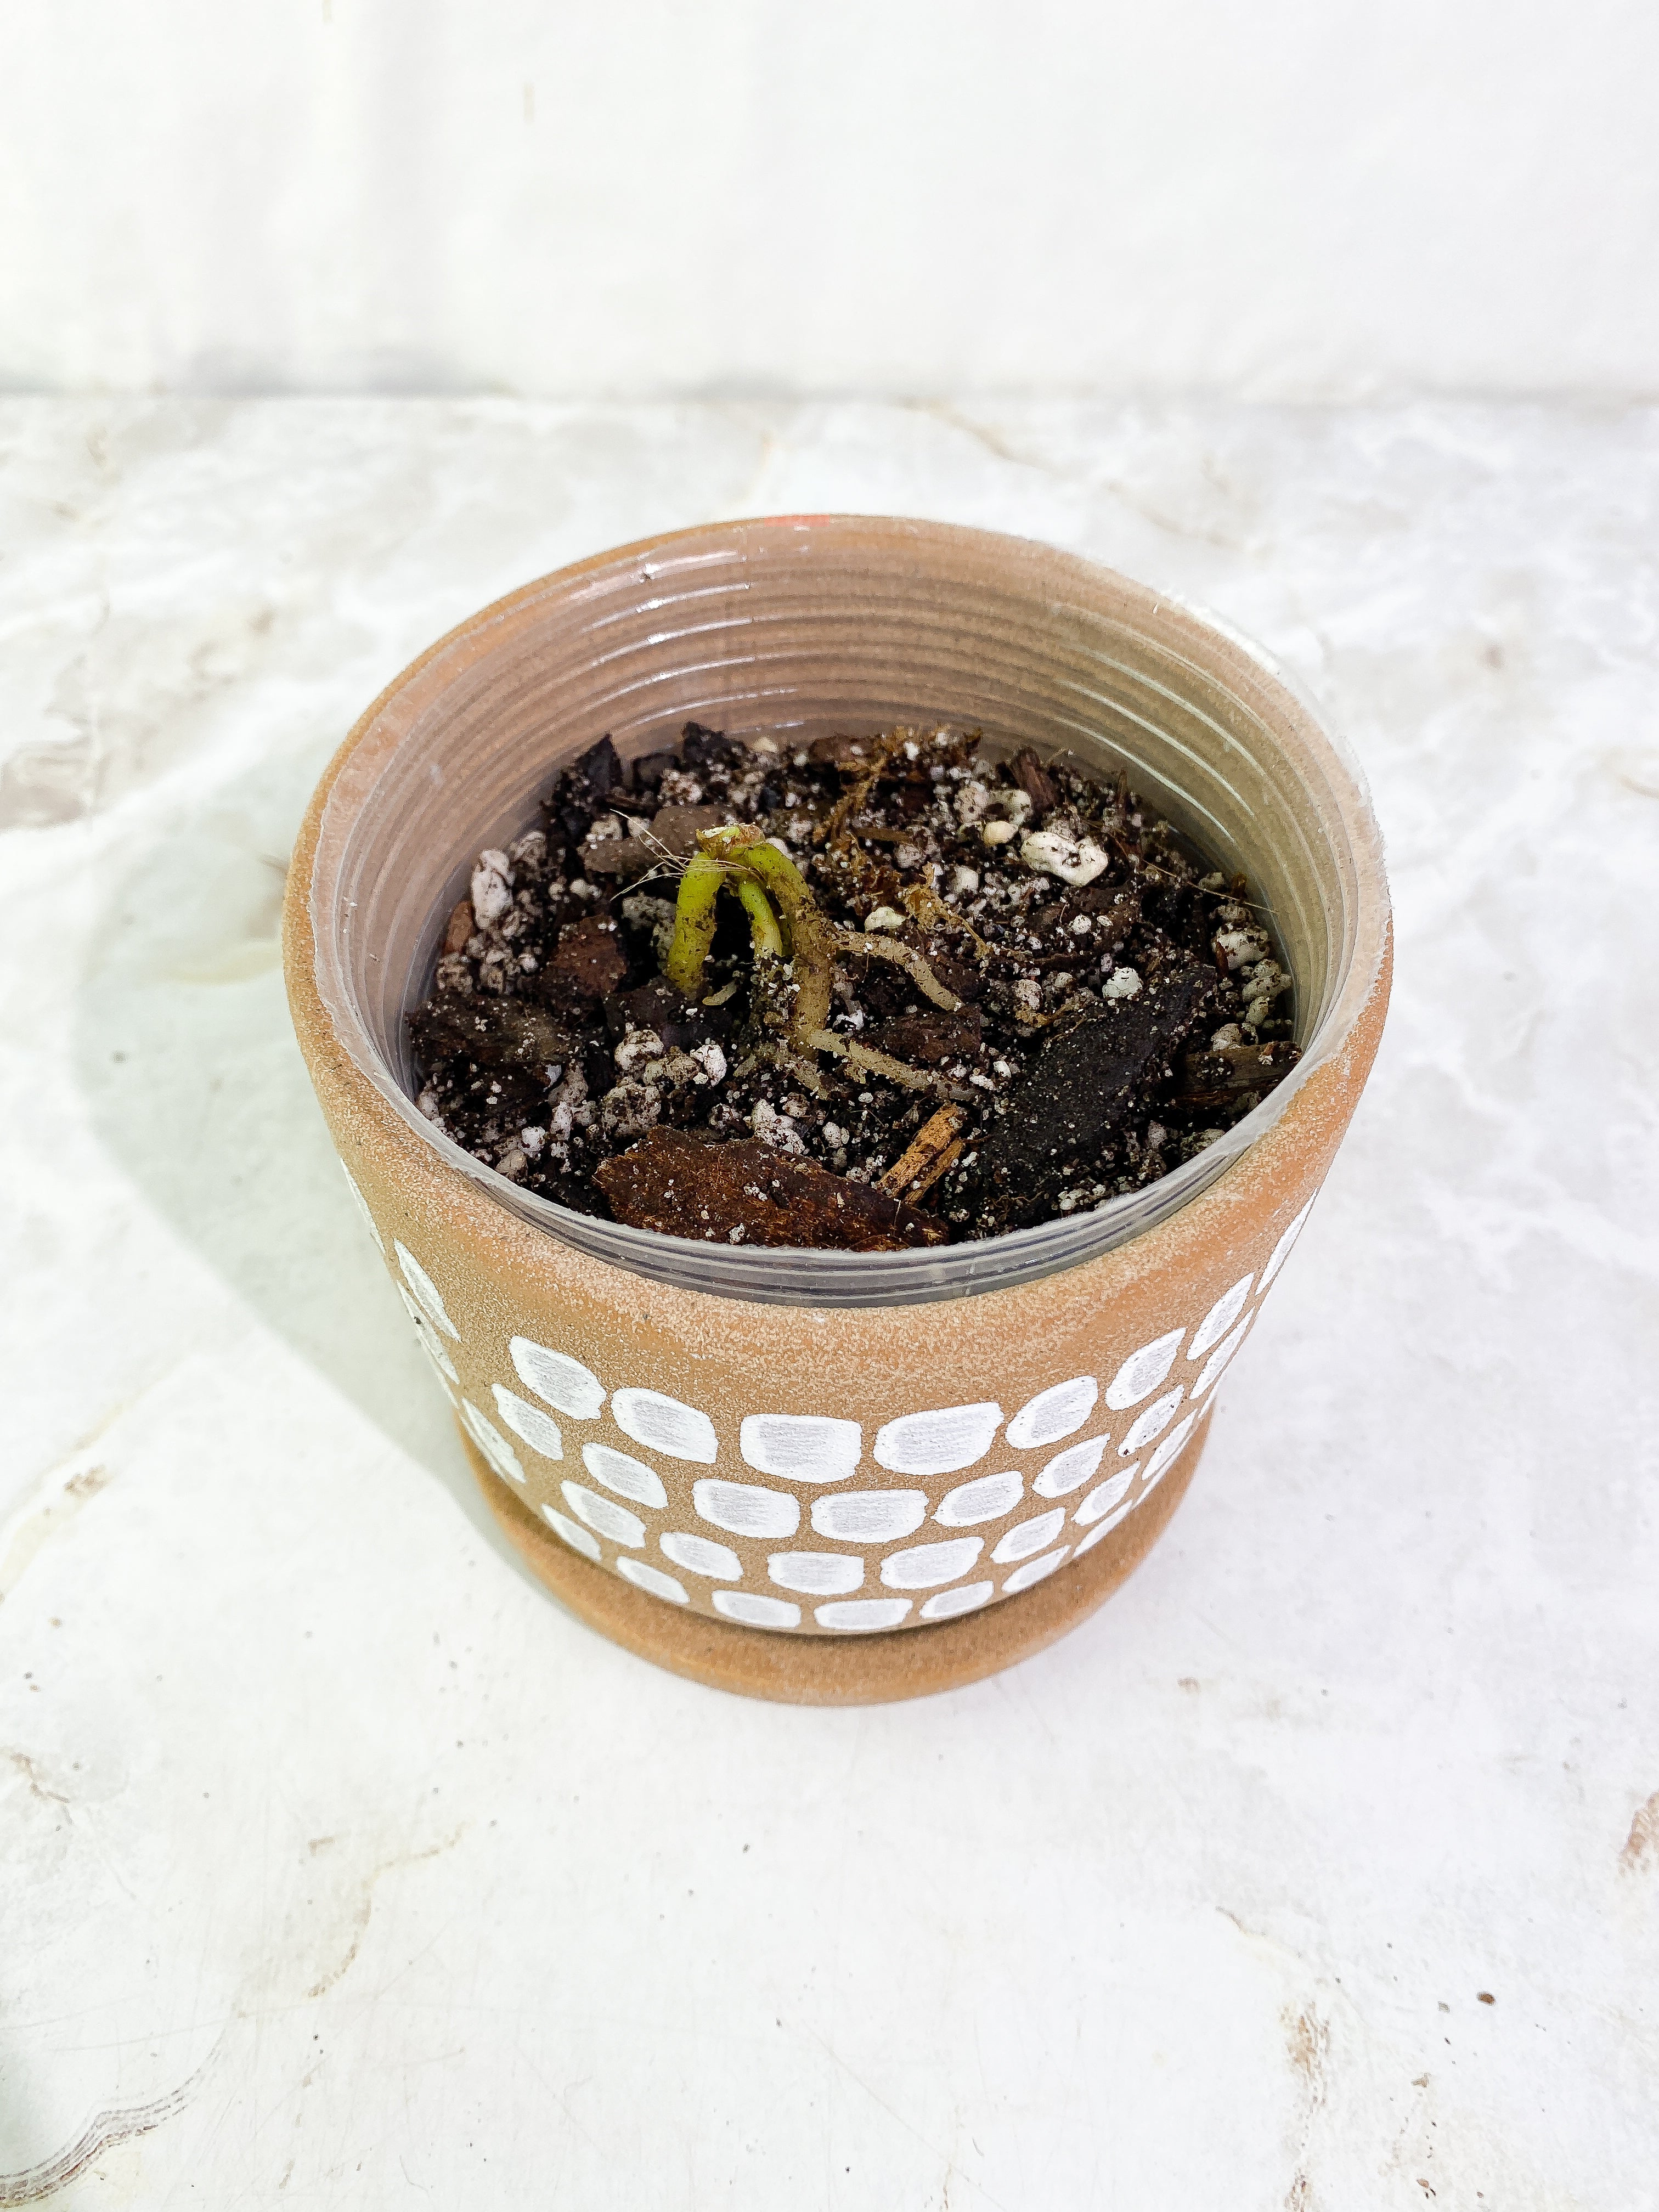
xmin=309 ymin=517 xmax=1383 ymax=1306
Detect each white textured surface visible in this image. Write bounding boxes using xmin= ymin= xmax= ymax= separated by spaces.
xmin=5 ymin=3 xmax=1657 ymax=398
xmin=1 ymin=399 xmax=1656 ymax=2208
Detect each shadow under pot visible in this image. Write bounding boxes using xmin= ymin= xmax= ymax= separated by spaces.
xmin=284 ymin=515 xmax=1391 ymax=1706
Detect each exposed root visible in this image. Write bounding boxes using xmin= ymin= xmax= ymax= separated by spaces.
xmin=807 ymin=1029 xmax=974 ymax=1103
xmin=832 ymin=927 xmax=963 ymax=1011
xmin=733 ymin=1045 xmax=828 ymax=1097
xmin=820 ymin=726 xmax=912 ymax=843
xmin=901 ymin=881 xmax=991 ymax=960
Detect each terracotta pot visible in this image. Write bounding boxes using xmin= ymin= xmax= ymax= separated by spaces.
xmin=283 ymin=517 xmax=1390 ymax=1705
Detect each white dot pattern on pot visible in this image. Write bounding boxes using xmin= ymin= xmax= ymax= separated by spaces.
xmin=561 ymin=1481 xmax=645 ymax=1548
xmin=509 ymin=1336 xmax=606 ymax=1419
xmin=1192 ymin=1317 xmax=1251 ymax=1399
xmin=1103 ymin=1328 xmax=1185 ymax=1410
xmin=340 ymin=1163 xmax=385 ymax=1252
xmin=616 ymin=1558 xmax=688 ymax=1605
xmin=921 ymin=1581 xmax=994 ymax=1621
xmin=1003 ymin=1547 xmax=1070 ymax=1593
xmin=1076 ymin=1467 xmax=1137 ymax=1525
xmin=810 ymin=1490 xmax=927 ymax=1543
xmin=815 ymin=1598 xmax=911 ymax=1632
xmin=376 ymin=1218 xmax=1315 ymax=1635
xmin=460 ymin=1400 xmax=524 ymax=1486
xmin=1142 ymin=1411 xmax=1200 ymax=1492
xmin=581 ymin=1441 xmax=667 ymax=1509
xmin=693 ymin=1479 xmax=800 ymax=1539
xmin=540 ymin=1504 xmax=600 ymax=1561
xmin=739 ymin=1414 xmax=862 ymax=1483
xmin=768 ymin=1551 xmax=864 ymax=1596
xmin=1073 ymin=1510 xmax=1130 ymax=1556
xmin=873 ymin=1402 xmax=1005 ymax=1477
xmin=881 ymin=1537 xmax=984 ymax=1590
xmin=714 ymin=1590 xmax=800 ymax=1628
xmin=992 ymin=1508 xmax=1068 ymax=1565
xmin=1259 ymin=1198 xmax=1315 ymax=1291
xmin=398 ymin=1285 xmax=459 ymax=1384
xmin=1032 ymin=1435 xmax=1109 ymax=1497
xmin=1005 ymin=1375 xmax=1098 ymax=1452
xmin=1188 ymin=1275 xmax=1254 ymax=1361
xmin=611 ymin=1387 xmax=718 ymax=1464
xmin=660 ymin=1530 xmax=741 ymax=1580
xmin=1079 ymin=1504 xmax=1132 ymax=1557
xmin=934 ymin=1469 xmax=1024 ymax=1526
xmin=1119 ymin=1387 xmax=1185 ymax=1457
xmin=394 ymin=1241 xmax=460 ymax=1340
xmin=492 ymin=1385 xmax=562 ymax=1461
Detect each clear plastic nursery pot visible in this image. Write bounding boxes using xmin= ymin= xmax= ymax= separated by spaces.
xmin=283 ymin=517 xmax=1391 ymax=1705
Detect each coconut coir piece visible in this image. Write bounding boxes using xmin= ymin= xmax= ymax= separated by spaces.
xmin=595 ymin=1128 xmax=947 ymax=1251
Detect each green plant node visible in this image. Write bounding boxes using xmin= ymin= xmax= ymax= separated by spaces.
xmin=736 ymin=878 xmax=783 ymax=960
xmin=663 ymin=827 xmax=789 ymax=992
xmin=663 ymin=825 xmax=833 ymax=1051
xmin=663 ymin=851 xmax=728 ymax=994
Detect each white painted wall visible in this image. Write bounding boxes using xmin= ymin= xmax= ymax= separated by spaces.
xmin=5 ymin=0 xmax=1656 ymax=398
